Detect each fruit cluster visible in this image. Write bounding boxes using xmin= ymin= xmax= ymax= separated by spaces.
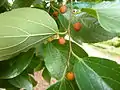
xmin=52 ymin=5 xmax=82 ymax=45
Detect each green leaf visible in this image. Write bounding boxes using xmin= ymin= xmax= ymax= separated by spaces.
xmin=29 ymin=75 xmax=37 ymax=87
xmin=28 ymin=75 xmax=37 ymax=87
xmin=32 ymin=0 xmax=46 ymax=9
xmin=8 ymin=74 xmax=33 ymax=90
xmin=0 ymin=8 xmax=58 ymax=61
xmin=27 ymin=55 xmax=44 ymax=74
xmin=47 ymin=79 xmax=75 ymax=90
xmin=44 ymin=40 xmax=87 ymax=79
xmin=74 ymin=60 xmax=112 ymax=90
xmin=70 ymin=80 xmax=79 ymax=90
xmin=0 ymin=48 xmax=35 ymax=79
xmin=0 ymin=79 xmax=19 ymax=89
xmin=33 ymin=0 xmax=43 ymax=4
xmin=83 ymin=57 xmax=120 ymax=90
xmin=12 ymin=0 xmax=35 ymax=8
xmin=47 ymin=82 xmax=60 ymax=90
xmin=34 ymin=60 xmax=44 ymax=72
xmin=67 ymin=1 xmax=94 ymax=9
xmin=58 ymin=14 xmax=69 ymax=32
xmin=0 ymin=0 xmax=6 ymax=7
xmin=0 ymin=6 xmax=7 ymax=14
xmin=44 ymin=42 xmax=67 ymax=79
xmin=61 ymin=7 xmax=117 ymax=43
xmin=6 ymin=87 xmax=19 ymax=90
xmin=71 ymin=12 xmax=117 ymax=43
xmin=81 ymin=8 xmax=97 ymax=18
xmin=0 ymin=79 xmax=14 ymax=88
xmin=71 ymin=42 xmax=88 ymax=58
xmin=42 ymin=68 xmax=51 ymax=83
xmin=94 ymin=1 xmax=120 ymax=33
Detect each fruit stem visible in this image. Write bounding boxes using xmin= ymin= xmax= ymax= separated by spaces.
xmin=60 ymin=0 xmax=73 ymax=81
xmin=51 ymin=4 xmax=59 ymax=12
xmin=72 ymin=51 xmax=83 ymax=62
xmin=67 ymin=0 xmax=73 ymax=68
xmin=60 ymin=65 xmax=68 ymax=80
xmin=58 ymin=31 xmax=67 ymax=35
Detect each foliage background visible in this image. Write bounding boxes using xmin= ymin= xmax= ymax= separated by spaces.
xmin=0 ymin=0 xmax=120 ymax=90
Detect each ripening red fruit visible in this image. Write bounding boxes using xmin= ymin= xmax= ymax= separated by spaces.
xmin=58 ymin=37 xmax=66 ymax=45
xmin=60 ymin=5 xmax=67 ymax=14
xmin=73 ymin=22 xmax=82 ymax=31
xmin=66 ymin=72 xmax=75 ymax=80
xmin=53 ymin=11 xmax=59 ymax=17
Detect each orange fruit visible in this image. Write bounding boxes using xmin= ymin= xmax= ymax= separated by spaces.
xmin=53 ymin=11 xmax=59 ymax=17
xmin=58 ymin=37 xmax=66 ymax=45
xmin=66 ymin=72 xmax=75 ymax=80
xmin=60 ymin=5 xmax=67 ymax=14
xmin=73 ymin=22 xmax=82 ymax=31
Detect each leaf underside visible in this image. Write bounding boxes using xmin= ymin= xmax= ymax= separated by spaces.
xmin=0 ymin=8 xmax=58 ymax=61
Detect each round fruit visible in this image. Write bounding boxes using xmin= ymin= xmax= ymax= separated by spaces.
xmin=73 ymin=22 xmax=82 ymax=31
xmin=48 ymin=37 xmax=53 ymax=42
xmin=53 ymin=11 xmax=59 ymax=17
xmin=66 ymin=72 xmax=75 ymax=80
xmin=58 ymin=37 xmax=66 ymax=45
xmin=60 ymin=5 xmax=67 ymax=14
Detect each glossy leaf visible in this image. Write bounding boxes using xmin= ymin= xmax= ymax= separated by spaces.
xmin=8 ymin=74 xmax=33 ymax=90
xmin=34 ymin=60 xmax=44 ymax=72
xmin=81 ymin=8 xmax=97 ymax=18
xmin=61 ymin=5 xmax=117 ymax=43
xmin=12 ymin=0 xmax=35 ymax=8
xmin=0 ymin=8 xmax=58 ymax=61
xmin=42 ymin=68 xmax=51 ymax=83
xmin=47 ymin=79 xmax=75 ymax=90
xmin=47 ymin=82 xmax=60 ymax=90
xmin=44 ymin=40 xmax=87 ymax=79
xmin=0 ymin=48 xmax=35 ymax=79
xmin=94 ymin=1 xmax=120 ymax=33
xmin=27 ymin=55 xmax=44 ymax=74
xmin=71 ymin=13 xmax=117 ymax=43
xmin=44 ymin=42 xmax=67 ymax=79
xmin=83 ymin=57 xmax=120 ymax=90
xmin=58 ymin=14 xmax=69 ymax=32
xmin=74 ymin=60 xmax=112 ymax=90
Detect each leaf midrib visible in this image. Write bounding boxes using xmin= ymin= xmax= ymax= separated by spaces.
xmin=84 ymin=59 xmax=120 ymax=85
xmin=0 ymin=35 xmax=50 ymax=59
xmin=84 ymin=59 xmax=120 ymax=75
